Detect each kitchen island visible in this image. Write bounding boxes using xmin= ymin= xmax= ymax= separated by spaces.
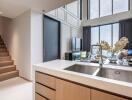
xmin=33 ymin=60 xmax=132 ymax=100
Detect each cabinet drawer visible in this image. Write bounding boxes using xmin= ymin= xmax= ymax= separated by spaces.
xmin=56 ymin=79 xmax=90 ymax=100
xmin=91 ymin=89 xmax=128 ymax=100
xmin=35 ymin=83 xmax=56 ymax=100
xmin=35 ymin=93 xmax=47 ymax=100
xmin=35 ymin=72 xmax=56 ymax=89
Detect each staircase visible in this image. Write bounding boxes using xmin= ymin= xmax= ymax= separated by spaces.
xmin=0 ymin=36 xmax=19 ymax=82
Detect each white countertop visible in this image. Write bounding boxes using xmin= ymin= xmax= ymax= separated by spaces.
xmin=33 ymin=60 xmax=132 ymax=98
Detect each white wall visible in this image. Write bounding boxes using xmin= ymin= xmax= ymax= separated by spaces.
xmin=30 ymin=11 xmax=43 ymax=72
xmin=61 ymin=23 xmax=71 ymax=59
xmin=82 ymin=0 xmax=132 ymax=26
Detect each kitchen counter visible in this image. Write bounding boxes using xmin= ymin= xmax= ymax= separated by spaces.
xmin=33 ymin=60 xmax=132 ymax=98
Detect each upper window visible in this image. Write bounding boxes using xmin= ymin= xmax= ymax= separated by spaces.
xmin=113 ymin=0 xmax=129 ymax=14
xmin=90 ymin=0 xmax=99 ymax=19
xmin=66 ymin=0 xmax=80 ymax=18
xmin=91 ymin=23 xmax=119 ymax=47
xmin=89 ymin=0 xmax=129 ymax=19
xmin=100 ymin=0 xmax=112 ymax=17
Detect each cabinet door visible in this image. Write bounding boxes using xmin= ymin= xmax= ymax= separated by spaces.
xmin=91 ymin=89 xmax=128 ymax=100
xmin=56 ymin=79 xmax=90 ymax=100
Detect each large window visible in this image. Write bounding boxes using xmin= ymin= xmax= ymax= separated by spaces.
xmin=113 ymin=0 xmax=129 ymax=14
xmin=100 ymin=25 xmax=112 ymax=46
xmin=66 ymin=0 xmax=80 ymax=18
xmin=100 ymin=0 xmax=112 ymax=17
xmin=91 ymin=23 xmax=119 ymax=47
xmin=90 ymin=0 xmax=99 ymax=19
xmin=89 ymin=0 xmax=129 ymax=19
xmin=91 ymin=27 xmax=99 ymax=45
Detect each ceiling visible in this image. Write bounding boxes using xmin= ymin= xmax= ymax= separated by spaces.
xmin=0 ymin=0 xmax=75 ymax=18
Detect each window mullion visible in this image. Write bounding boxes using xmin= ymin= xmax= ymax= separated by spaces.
xmin=112 ymin=0 xmax=113 ymax=14
xmin=99 ymin=26 xmax=100 ymax=44
xmin=111 ymin=24 xmax=113 ymax=47
xmin=99 ymin=0 xmax=100 ymax=18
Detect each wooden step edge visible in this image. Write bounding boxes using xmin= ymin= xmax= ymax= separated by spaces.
xmin=0 ymin=65 xmax=16 ymax=74
xmin=0 ymin=60 xmax=14 ymax=67
xmin=0 ymin=56 xmax=11 ymax=59
xmin=0 ymin=51 xmax=8 ymax=53
xmin=0 ymin=57 xmax=11 ymax=61
xmin=0 ymin=70 xmax=19 ymax=82
xmin=0 ymin=60 xmax=14 ymax=63
xmin=0 ymin=65 xmax=16 ymax=70
xmin=0 ymin=52 xmax=9 ymax=56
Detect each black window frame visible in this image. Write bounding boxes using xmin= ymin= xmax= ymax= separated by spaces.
xmin=88 ymin=0 xmax=130 ymax=20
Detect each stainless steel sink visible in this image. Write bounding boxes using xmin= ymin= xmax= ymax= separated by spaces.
xmin=96 ymin=68 xmax=132 ymax=83
xmin=64 ymin=64 xmax=132 ymax=83
xmin=64 ymin=64 xmax=98 ymax=75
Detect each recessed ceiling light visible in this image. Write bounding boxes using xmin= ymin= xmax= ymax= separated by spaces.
xmin=0 ymin=12 xmax=3 ymax=15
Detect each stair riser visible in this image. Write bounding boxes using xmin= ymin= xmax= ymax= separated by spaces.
xmin=0 ymin=67 xmax=16 ymax=74
xmin=0 ymin=62 xmax=13 ymax=67
xmin=0 ymin=45 xmax=6 ymax=48
xmin=0 ymin=42 xmax=4 ymax=44
xmin=0 ymin=44 xmax=5 ymax=46
xmin=0 ymin=49 xmax=7 ymax=52
xmin=0 ymin=57 xmax=11 ymax=61
xmin=0 ymin=52 xmax=9 ymax=56
xmin=0 ymin=71 xmax=19 ymax=81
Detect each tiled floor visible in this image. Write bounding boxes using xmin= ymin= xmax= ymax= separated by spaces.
xmin=0 ymin=77 xmax=33 ymax=100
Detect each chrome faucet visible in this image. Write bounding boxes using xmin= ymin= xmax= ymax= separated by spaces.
xmin=89 ymin=44 xmax=103 ymax=67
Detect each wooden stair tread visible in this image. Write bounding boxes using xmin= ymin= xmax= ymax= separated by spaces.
xmin=0 ymin=70 xmax=19 ymax=81
xmin=0 ymin=52 xmax=9 ymax=56
xmin=0 ymin=60 xmax=13 ymax=63
xmin=0 ymin=65 xmax=16 ymax=69
xmin=0 ymin=56 xmax=11 ymax=61
xmin=0 ymin=60 xmax=14 ymax=67
xmin=0 ymin=48 xmax=7 ymax=52
xmin=0 ymin=56 xmax=11 ymax=58
xmin=0 ymin=65 xmax=16 ymax=74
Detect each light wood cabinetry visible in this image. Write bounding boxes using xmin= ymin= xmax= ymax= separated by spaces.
xmin=35 ymin=83 xmax=56 ymax=100
xmin=35 ymin=72 xmax=56 ymax=89
xmin=56 ymin=79 xmax=90 ymax=100
xmin=35 ymin=93 xmax=47 ymax=100
xmin=91 ymin=89 xmax=128 ymax=100
xmin=35 ymin=72 xmax=130 ymax=100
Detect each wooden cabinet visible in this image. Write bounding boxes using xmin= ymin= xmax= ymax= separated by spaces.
xmin=35 ymin=72 xmax=56 ymax=100
xmin=35 ymin=72 xmax=130 ymax=100
xmin=91 ymin=89 xmax=128 ymax=100
xmin=35 ymin=83 xmax=56 ymax=100
xmin=35 ymin=72 xmax=56 ymax=89
xmin=35 ymin=93 xmax=47 ymax=100
xmin=56 ymin=79 xmax=90 ymax=100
